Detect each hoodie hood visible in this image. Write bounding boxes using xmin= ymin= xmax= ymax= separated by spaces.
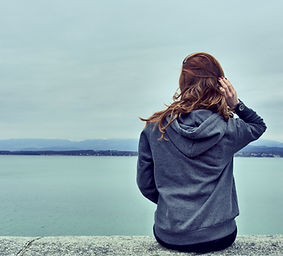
xmin=166 ymin=109 xmax=226 ymax=157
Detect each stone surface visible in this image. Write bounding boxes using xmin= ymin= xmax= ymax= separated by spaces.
xmin=0 ymin=235 xmax=282 ymax=256
xmin=0 ymin=236 xmax=38 ymax=256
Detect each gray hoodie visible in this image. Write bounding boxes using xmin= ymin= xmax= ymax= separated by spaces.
xmin=137 ymin=101 xmax=266 ymax=245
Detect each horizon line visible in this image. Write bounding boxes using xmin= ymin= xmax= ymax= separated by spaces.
xmin=0 ymin=138 xmax=282 ymax=144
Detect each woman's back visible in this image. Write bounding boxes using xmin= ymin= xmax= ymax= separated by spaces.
xmin=136 ymin=52 xmax=266 ymax=252
xmin=138 ymin=105 xmax=265 ymax=245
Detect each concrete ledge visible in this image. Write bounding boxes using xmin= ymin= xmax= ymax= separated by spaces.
xmin=0 ymin=235 xmax=282 ymax=256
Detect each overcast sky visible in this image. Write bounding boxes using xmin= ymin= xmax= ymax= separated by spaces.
xmin=0 ymin=0 xmax=282 ymax=141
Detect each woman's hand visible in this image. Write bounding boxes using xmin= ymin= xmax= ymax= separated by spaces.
xmin=218 ymin=77 xmax=239 ymax=110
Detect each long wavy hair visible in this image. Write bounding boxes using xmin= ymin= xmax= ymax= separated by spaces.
xmin=140 ymin=52 xmax=233 ymax=140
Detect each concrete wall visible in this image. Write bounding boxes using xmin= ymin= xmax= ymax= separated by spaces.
xmin=1 ymin=235 xmax=282 ymax=256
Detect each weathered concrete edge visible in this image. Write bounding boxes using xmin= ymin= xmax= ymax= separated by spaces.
xmin=0 ymin=235 xmax=282 ymax=256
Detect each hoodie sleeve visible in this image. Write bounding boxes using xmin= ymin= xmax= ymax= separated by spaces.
xmin=226 ymin=101 xmax=267 ymax=154
xmin=136 ymin=129 xmax=159 ymax=204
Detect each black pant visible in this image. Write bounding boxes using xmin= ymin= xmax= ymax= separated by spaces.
xmin=153 ymin=226 xmax=237 ymax=253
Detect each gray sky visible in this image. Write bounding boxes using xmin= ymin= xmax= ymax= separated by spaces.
xmin=0 ymin=0 xmax=282 ymax=141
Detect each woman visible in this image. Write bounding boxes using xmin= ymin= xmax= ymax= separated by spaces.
xmin=136 ymin=52 xmax=266 ymax=253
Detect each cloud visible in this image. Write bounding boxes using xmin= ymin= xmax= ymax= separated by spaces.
xmin=0 ymin=0 xmax=282 ymax=141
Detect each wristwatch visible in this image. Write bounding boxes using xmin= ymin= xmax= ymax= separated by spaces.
xmin=234 ymin=99 xmax=245 ymax=112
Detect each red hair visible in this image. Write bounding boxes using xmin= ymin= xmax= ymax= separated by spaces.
xmin=140 ymin=52 xmax=233 ymax=140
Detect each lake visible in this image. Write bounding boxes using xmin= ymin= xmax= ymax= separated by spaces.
xmin=0 ymin=156 xmax=282 ymax=236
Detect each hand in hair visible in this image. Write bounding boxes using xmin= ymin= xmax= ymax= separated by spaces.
xmin=218 ymin=77 xmax=239 ymax=110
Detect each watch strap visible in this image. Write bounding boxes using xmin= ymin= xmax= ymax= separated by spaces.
xmin=234 ymin=100 xmax=245 ymax=113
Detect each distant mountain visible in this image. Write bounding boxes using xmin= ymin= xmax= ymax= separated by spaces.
xmin=240 ymin=145 xmax=283 ymax=154
xmin=0 ymin=138 xmax=138 ymax=151
xmin=0 ymin=138 xmax=282 ymax=154
xmin=249 ymin=139 xmax=283 ymax=148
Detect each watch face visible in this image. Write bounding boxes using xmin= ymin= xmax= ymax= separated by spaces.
xmin=239 ymin=104 xmax=245 ymax=111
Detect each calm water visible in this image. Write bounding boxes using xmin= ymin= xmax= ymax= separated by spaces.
xmin=0 ymin=156 xmax=282 ymax=236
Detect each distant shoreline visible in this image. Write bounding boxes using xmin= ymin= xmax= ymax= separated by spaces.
xmin=0 ymin=150 xmax=138 ymax=156
xmin=0 ymin=150 xmax=282 ymax=157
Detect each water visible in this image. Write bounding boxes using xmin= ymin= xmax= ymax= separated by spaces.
xmin=0 ymin=156 xmax=282 ymax=236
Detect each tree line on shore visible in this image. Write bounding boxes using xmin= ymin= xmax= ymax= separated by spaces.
xmin=0 ymin=148 xmax=282 ymax=157
xmin=0 ymin=150 xmax=138 ymax=156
